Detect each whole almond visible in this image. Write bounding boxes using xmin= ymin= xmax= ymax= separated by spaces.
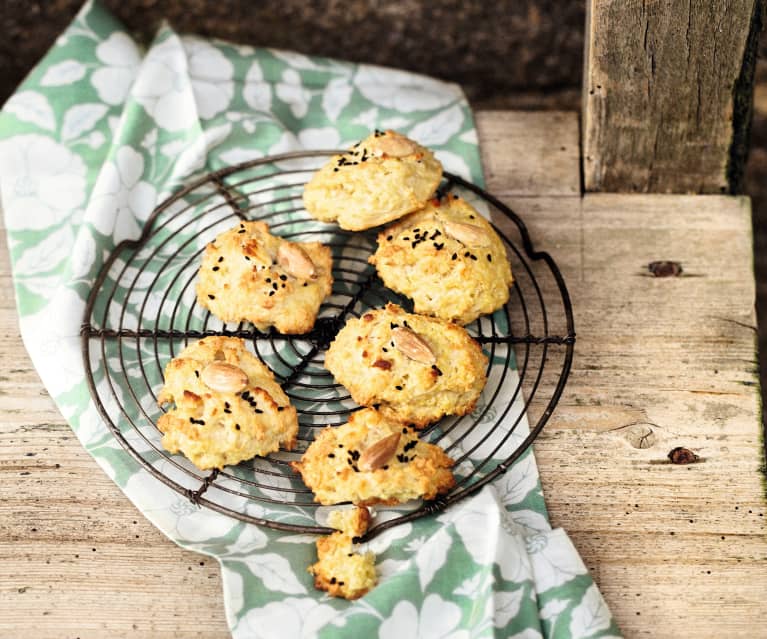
xmin=392 ymin=327 xmax=436 ymax=365
xmin=201 ymin=362 xmax=249 ymax=393
xmin=443 ymin=220 xmax=491 ymax=247
xmin=277 ymin=242 xmax=316 ymax=279
xmin=371 ymin=132 xmax=417 ymax=158
xmin=358 ymin=432 xmax=401 ymax=471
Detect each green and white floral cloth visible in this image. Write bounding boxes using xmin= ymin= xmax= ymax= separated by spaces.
xmin=0 ymin=2 xmax=621 ymax=637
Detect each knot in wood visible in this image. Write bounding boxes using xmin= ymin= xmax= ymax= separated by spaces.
xmin=648 ymin=261 xmax=683 ymax=277
xmin=668 ymin=447 xmax=699 ymax=464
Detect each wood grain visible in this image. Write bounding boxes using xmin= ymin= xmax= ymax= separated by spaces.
xmin=582 ymin=0 xmax=763 ymax=193
xmin=500 ymin=194 xmax=767 ymax=637
xmin=1 ymin=111 xmax=765 ymax=637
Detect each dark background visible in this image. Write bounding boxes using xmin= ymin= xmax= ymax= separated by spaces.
xmin=1 ymin=0 xmax=765 ymax=421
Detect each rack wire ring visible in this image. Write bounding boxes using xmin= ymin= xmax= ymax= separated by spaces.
xmin=81 ymin=151 xmax=575 ymax=540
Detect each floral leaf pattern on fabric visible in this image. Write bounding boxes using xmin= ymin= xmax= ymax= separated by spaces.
xmin=0 ymin=2 xmax=620 ymax=638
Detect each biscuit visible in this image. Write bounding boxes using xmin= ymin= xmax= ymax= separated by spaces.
xmin=157 ymin=336 xmax=298 ymax=469
xmin=369 ymin=194 xmax=514 ymax=325
xmin=327 ymin=505 xmax=372 ymax=537
xmin=323 ymin=304 xmax=487 ymax=426
xmin=309 ymin=517 xmax=376 ymax=600
xmin=302 ymin=130 xmax=442 ymax=231
xmin=196 ymin=220 xmax=333 ymax=334
xmin=291 ymin=407 xmax=455 ymax=505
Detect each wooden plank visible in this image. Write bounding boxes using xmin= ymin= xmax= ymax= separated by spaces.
xmin=582 ymin=0 xmax=763 ymax=193
xmin=475 ymin=110 xmax=580 ymax=196
xmin=496 ymin=193 xmax=766 ymax=638
xmin=2 ymin=111 xmax=766 ymax=638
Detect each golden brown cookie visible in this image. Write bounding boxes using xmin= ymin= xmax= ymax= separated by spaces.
xmin=310 ymin=533 xmax=376 ymax=600
xmin=323 ymin=304 xmax=488 ymax=426
xmin=327 ymin=505 xmax=372 ymax=537
xmin=291 ymin=407 xmax=455 ymax=505
xmin=302 ymin=130 xmax=442 ymax=231
xmin=196 ymin=220 xmax=333 ymax=334
xmin=157 ymin=336 xmax=297 ymax=470
xmin=369 ymin=194 xmax=514 ymax=325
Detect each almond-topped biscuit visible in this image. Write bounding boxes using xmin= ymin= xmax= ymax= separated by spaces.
xmin=157 ymin=337 xmax=298 ymax=469
xmin=291 ymin=408 xmax=455 ymax=505
xmin=324 ymin=304 xmax=488 ymax=426
xmin=369 ymin=194 xmax=514 ymax=325
xmin=302 ymin=130 xmax=442 ymax=231
xmin=196 ymin=220 xmax=333 ymax=334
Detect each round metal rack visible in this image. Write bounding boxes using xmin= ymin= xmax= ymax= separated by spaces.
xmin=81 ymin=151 xmax=575 ymax=540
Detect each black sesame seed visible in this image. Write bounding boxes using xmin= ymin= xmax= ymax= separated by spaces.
xmin=328 ymin=453 xmax=335 ymax=459
xmin=194 ymin=370 xmax=199 ymax=377
xmin=464 ymin=251 xmax=471 ymax=257
xmin=235 ymin=424 xmax=241 ymax=430
xmin=333 ymin=168 xmax=339 ymax=172
xmin=470 ymin=254 xmax=477 ymax=261
xmin=277 ymin=406 xmax=284 ymax=412
xmin=338 ymin=581 xmax=345 ymax=586
xmin=244 ymin=256 xmax=250 ymax=261
xmin=352 ymin=465 xmax=359 ymax=472
xmin=382 ymin=347 xmax=388 ymax=352
xmin=330 ymin=577 xmax=337 ymax=584
xmin=279 ymin=275 xmax=287 ymax=281
xmin=402 ymin=236 xmax=410 ymax=241
xmin=453 ymin=194 xmax=459 ymax=199
xmin=224 ymin=409 xmax=231 ymax=414
xmin=218 ymin=256 xmax=224 ymax=263
xmin=451 ymin=253 xmax=458 ymax=260
xmin=338 ymin=444 xmax=344 ymax=448
xmin=487 ymin=254 xmax=492 ymax=262
xmin=269 ymin=291 xmax=275 ymax=296
xmin=238 ymin=229 xmax=246 ymax=233
xmin=395 ymin=385 xmax=403 ymax=391
xmin=212 ymin=266 xmax=219 ymax=271
xmin=208 ymin=294 xmax=215 ymax=300
xmin=402 ymin=428 xmax=408 ymax=434
xmin=255 ymin=409 xmax=263 ymax=414
xmin=386 ymin=235 xmax=393 ymax=241
xmin=265 ymin=278 xmax=271 ymax=283
xmin=382 ymin=465 xmax=389 ymax=470
xmin=469 ymin=215 xmax=475 ymax=219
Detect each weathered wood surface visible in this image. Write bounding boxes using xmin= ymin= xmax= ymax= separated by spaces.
xmin=1 ymin=111 xmax=765 ymax=637
xmin=583 ymin=0 xmax=763 ymax=194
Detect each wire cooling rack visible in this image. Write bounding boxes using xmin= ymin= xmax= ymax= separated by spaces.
xmin=80 ymin=151 xmax=575 ymax=540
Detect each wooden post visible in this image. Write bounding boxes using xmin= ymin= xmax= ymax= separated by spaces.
xmin=582 ymin=0 xmax=764 ymax=194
